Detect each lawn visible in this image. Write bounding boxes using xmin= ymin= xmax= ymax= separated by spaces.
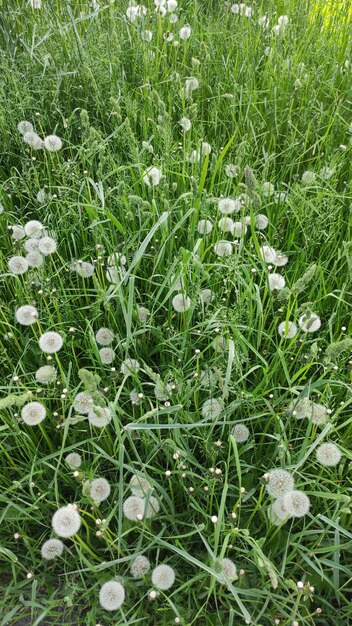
xmin=0 ymin=1 xmax=351 ymax=625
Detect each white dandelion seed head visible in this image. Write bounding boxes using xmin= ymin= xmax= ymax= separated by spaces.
xmin=167 ymin=0 xmax=177 ymax=10
xmin=179 ymin=117 xmax=191 ymax=132
xmin=35 ymin=365 xmax=57 ymax=384
xmin=301 ymin=170 xmax=316 ymax=184
xmin=37 ymin=188 xmax=47 ymax=204
xmin=214 ymin=241 xmax=233 ymax=257
xmin=184 ymin=77 xmax=199 ymax=99
xmin=225 ymin=164 xmax=239 ymax=178
xmin=316 ymin=443 xmax=342 ymax=467
xmin=198 ymin=369 xmax=217 ymax=388
xmin=26 ymin=251 xmax=44 ymax=268
xmin=65 ymin=452 xmax=82 ymax=468
xmin=120 ymin=358 xmax=141 ymax=376
xmin=99 ymin=347 xmax=115 ymax=364
xmin=130 ymin=555 xmax=150 ymax=578
xmin=107 ymin=251 xmax=126 ymax=267
xmin=99 ymin=581 xmax=125 ymax=611
xmin=267 ymin=497 xmax=291 ymax=526
xmin=282 ymin=490 xmax=310 ymax=518
xmin=24 ymin=238 xmax=40 ymax=253
xmin=197 ymin=219 xmax=213 ymax=235
xmin=29 ymin=0 xmax=42 ymax=8
xmin=320 ymin=166 xmax=335 ymax=180
xmin=88 ymin=405 xmax=112 ymax=428
xmin=199 ymin=288 xmax=213 ymax=304
xmin=41 ymin=538 xmax=64 ymax=560
xmin=212 ymin=335 xmax=228 ymax=353
xmin=278 ymin=14 xmax=289 ymax=26
xmin=52 ymin=505 xmax=81 ymax=538
xmin=152 ymin=564 xmax=175 ymax=590
xmin=8 ymin=256 xmax=29 ymax=275
xmin=137 ymin=306 xmax=150 ymax=323
xmin=95 ymin=327 xmax=114 ymax=346
xmin=260 ymin=245 xmax=277 ymax=264
xmin=17 ymin=121 xmax=34 ymax=135
xmin=141 ymin=29 xmax=153 ymax=42
xmin=10 ymin=225 xmax=26 ymax=241
xmin=87 ymin=478 xmax=111 ymax=502
xmin=44 ymin=135 xmax=63 ymax=152
xmin=263 ymin=181 xmax=275 ymax=196
xmin=278 ymin=320 xmax=297 ymax=339
xmin=144 ymin=495 xmax=160 ymax=518
xmin=310 ymin=403 xmax=329 ymax=426
xmin=129 ymin=474 xmax=153 ymax=497
xmin=255 ymin=214 xmax=269 ymax=230
xmin=232 ymin=221 xmax=247 ymax=237
xmin=272 ymin=252 xmax=288 ymax=266
xmin=179 ymin=24 xmax=192 ymax=40
xmin=266 ymin=469 xmax=295 ymax=498
xmin=232 ymin=423 xmax=250 ymax=443
xmin=201 ymin=397 xmax=223 ymax=420
xmin=73 ymin=261 xmax=95 ymax=278
xmin=23 ymin=131 xmax=43 ymax=150
xmin=38 ymin=236 xmax=57 ymax=256
xmin=130 ymin=389 xmax=141 ymax=405
xmin=298 ymin=312 xmax=321 ymax=333
xmin=24 ymin=220 xmax=44 ymax=238
xmin=268 ymin=273 xmax=286 ymax=291
xmin=218 ymin=197 xmax=239 ymax=215
xmin=123 ymin=495 xmax=146 ymax=521
xmin=143 ymin=166 xmax=162 ymax=186
xmin=218 ymin=217 xmax=234 ymax=233
xmin=172 ymin=293 xmax=192 ymax=313
xmin=73 ymin=392 xmax=94 ymax=415
xmin=220 ymin=558 xmax=237 ymax=580
xmin=21 ymin=401 xmax=46 ymax=426
xmin=169 ymin=12 xmax=178 ymax=23
xmin=39 ymin=331 xmax=63 ymax=353
xmin=15 ymin=305 xmax=38 ymax=326
xmin=200 ymin=141 xmax=211 ymax=156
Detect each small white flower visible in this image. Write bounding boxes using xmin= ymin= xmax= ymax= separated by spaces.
xmin=95 ymin=328 xmax=114 ymax=346
xmin=143 ymin=166 xmax=162 ymax=186
xmin=21 ymin=401 xmax=46 ymax=426
xmin=278 ymin=321 xmax=297 ymax=339
xmin=8 ymin=256 xmax=29 ymax=275
xmin=99 ymin=348 xmax=115 ymax=364
xmin=44 ymin=135 xmax=63 ymax=152
xmin=41 ymin=539 xmax=64 ymax=560
xmin=39 ymin=331 xmax=63 ymax=353
xmin=316 ymin=443 xmax=342 ymax=467
xmin=298 ymin=312 xmax=321 ymax=333
xmin=52 ymin=505 xmax=81 ymax=538
xmin=197 ymin=219 xmax=213 ymax=235
xmin=172 ymin=293 xmax=192 ymax=312
xmin=120 ymin=358 xmax=141 ymax=375
xmin=179 ymin=117 xmax=191 ymax=132
xmin=214 ymin=241 xmax=233 ymax=257
xmin=99 ymin=580 xmax=125 ymax=611
xmin=179 ymin=25 xmax=192 ymax=40
xmin=38 ymin=236 xmax=57 ymax=255
xmin=268 ymin=273 xmax=286 ymax=291
xmin=15 ymin=305 xmax=38 ymax=326
xmin=151 ymin=564 xmax=175 ymax=590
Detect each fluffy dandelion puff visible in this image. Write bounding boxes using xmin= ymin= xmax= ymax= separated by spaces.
xmin=137 ymin=306 xmax=150 ymax=323
xmin=255 ymin=214 xmax=269 ymax=230
xmin=88 ymin=405 xmax=112 ymax=428
xmin=218 ymin=198 xmax=238 ymax=215
xmin=266 ymin=469 xmax=295 ymax=498
xmin=129 ymin=474 xmax=153 ymax=497
xmin=107 ymin=251 xmax=126 ymax=266
xmin=26 ymin=252 xmax=44 ymax=268
xmin=212 ymin=336 xmax=228 ymax=353
xmin=201 ymin=398 xmax=222 ymax=420
xmin=44 ymin=135 xmax=63 ymax=152
xmin=38 ymin=236 xmax=57 ymax=255
xmin=130 ymin=555 xmax=150 ymax=578
xmin=144 ymin=496 xmax=160 ymax=518
xmin=123 ymin=495 xmax=146 ymax=521
xmin=199 ymin=289 xmax=213 ymax=304
xmin=218 ymin=217 xmax=234 ymax=233
xmin=35 ymin=365 xmax=57 ymax=384
xmin=120 ymin=358 xmax=140 ymax=376
xmin=282 ymin=490 xmax=310 ymax=518
xmin=95 ymin=327 xmax=114 ymax=346
xmin=15 ymin=305 xmax=38 ymax=326
xmin=10 ymin=225 xmax=26 ymax=241
xmin=73 ymin=261 xmax=95 ymax=278
xmin=179 ymin=24 xmax=192 ymax=39
xmin=130 ymin=389 xmax=141 ymax=405
xmin=267 ymin=498 xmax=290 ymax=526
xmin=99 ymin=347 xmax=115 ymax=364
xmin=179 ymin=117 xmax=191 ymax=132
xmin=232 ymin=423 xmax=250 ymax=443
xmin=301 ymin=170 xmax=316 ymax=184
xmin=298 ymin=312 xmax=321 ymax=333
xmin=225 ymin=164 xmax=239 ymax=178
xmin=24 ymin=238 xmax=39 ymax=253
xmin=65 ymin=452 xmax=82 ymax=468
xmin=184 ymin=77 xmax=199 ymax=98
xmin=17 ymin=121 xmax=33 ymax=135
xmin=73 ymin=392 xmax=94 ymax=415
xmin=39 ymin=331 xmax=63 ymax=353
xmin=143 ymin=166 xmax=162 ymax=186
xmin=263 ymin=181 xmax=275 ymax=196
xmin=268 ymin=273 xmax=286 ymax=291
xmin=24 ymin=220 xmax=44 ymax=238
xmin=21 ymin=401 xmax=46 ymax=426
xmin=197 ymin=219 xmax=213 ymax=235
xmin=87 ymin=478 xmax=111 ymax=502
xmin=23 ymin=131 xmax=43 ymax=150
xmin=52 ymin=505 xmax=81 ymax=538
xmin=232 ymin=221 xmax=247 ymax=237
xmin=273 ymin=252 xmax=288 ymax=267
xmin=172 ymin=293 xmax=192 ymax=312
xmin=152 ymin=564 xmax=175 ymax=590
xmin=311 ymin=402 xmax=329 ymax=425
xmin=167 ymin=0 xmax=177 ymax=11
xmin=316 ymin=443 xmax=342 ymax=467
xmin=220 ymin=558 xmax=237 ymax=580
xmin=41 ymin=539 xmax=64 ymax=560
xmin=8 ymin=256 xmax=29 ymax=275
xmin=278 ymin=320 xmax=297 ymax=339
xmin=99 ymin=581 xmax=125 ymax=611
xmin=214 ymin=241 xmax=233 ymax=257
xmin=260 ymin=245 xmax=277 ymax=264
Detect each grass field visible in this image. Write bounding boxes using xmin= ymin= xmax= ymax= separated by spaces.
xmin=0 ymin=1 xmax=351 ymax=625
